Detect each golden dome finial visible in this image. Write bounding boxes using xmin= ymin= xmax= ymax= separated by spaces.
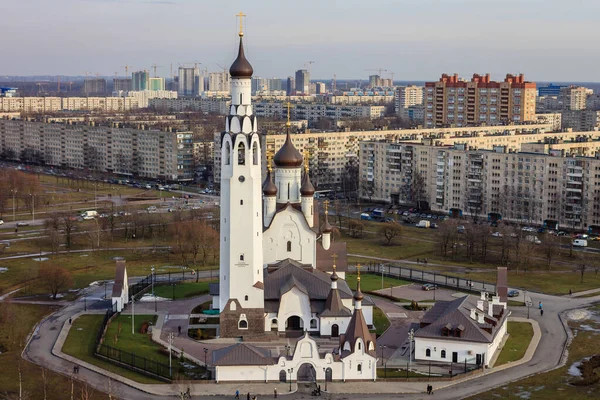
xmin=356 ymin=263 xmax=361 ymax=281
xmin=332 ymin=253 xmax=338 ymax=270
xmin=323 ymin=199 xmax=329 ymax=215
xmin=285 ymin=101 xmax=292 ymax=128
xmin=236 ymin=12 xmax=246 ymax=37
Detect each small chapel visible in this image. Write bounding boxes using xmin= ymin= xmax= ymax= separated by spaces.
xmin=214 ymin=21 xmax=374 ymax=340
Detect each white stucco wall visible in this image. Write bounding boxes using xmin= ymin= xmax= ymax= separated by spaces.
xmin=277 ymin=286 xmax=318 ymax=332
xmin=319 ymin=317 xmax=350 ymax=336
xmin=263 ymin=206 xmax=317 ymax=268
xmin=214 ymin=334 xmax=377 ymax=382
xmin=415 ymin=337 xmax=488 ymax=365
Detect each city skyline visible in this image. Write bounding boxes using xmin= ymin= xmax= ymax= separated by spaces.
xmin=2 ymin=0 xmax=600 ymax=81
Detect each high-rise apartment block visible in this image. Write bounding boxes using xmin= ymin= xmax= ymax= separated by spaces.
xmin=113 ymin=78 xmax=132 ymax=92
xmin=132 ymin=71 xmax=150 ymax=91
xmin=178 ymin=67 xmax=203 ymax=96
xmin=208 ymin=71 xmax=230 ymax=92
xmin=315 ymin=82 xmax=326 ymax=94
xmin=267 ymin=78 xmax=282 ymax=92
xmin=286 ymin=77 xmax=295 ymax=95
xmin=424 ymin=73 xmax=536 ymax=128
xmin=559 ymin=86 xmax=590 ymax=110
xmin=83 ymin=78 xmax=107 ymax=94
xmin=149 ymin=77 xmax=165 ymax=91
xmin=395 ymin=85 xmax=424 ymax=115
xmin=295 ymin=69 xmax=310 ymax=94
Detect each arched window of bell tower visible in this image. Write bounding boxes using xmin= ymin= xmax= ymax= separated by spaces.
xmin=225 ymin=141 xmax=231 ymax=165
xmin=252 ymin=141 xmax=259 ymax=165
xmin=237 ymin=141 xmax=246 ymax=165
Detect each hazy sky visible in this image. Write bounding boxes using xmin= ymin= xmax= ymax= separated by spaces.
xmin=3 ymin=0 xmax=600 ymax=81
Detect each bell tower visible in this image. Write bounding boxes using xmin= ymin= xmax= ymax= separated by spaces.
xmin=219 ymin=13 xmax=265 ymax=336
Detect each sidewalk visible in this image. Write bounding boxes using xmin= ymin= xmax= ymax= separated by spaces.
xmin=569 ymin=288 xmax=600 ymax=298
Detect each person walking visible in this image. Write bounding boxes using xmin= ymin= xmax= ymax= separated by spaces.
xmin=247 ymin=392 xmax=250 ymax=400
xmin=273 ymin=388 xmax=277 ymax=398
xmin=178 ymin=325 xmax=182 ymax=335
xmin=569 ymin=289 xmax=572 ymax=296
xmin=235 ymin=390 xmax=240 ymax=399
xmin=539 ymin=301 xmax=543 ymax=310
xmin=541 ymin=308 xmax=544 ymax=316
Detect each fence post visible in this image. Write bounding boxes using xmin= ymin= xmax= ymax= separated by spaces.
xmin=450 ymin=362 xmax=452 ymax=377
xmin=464 ymin=358 xmax=467 ymax=373
xmin=422 ymin=270 xmax=424 ymax=281
xmin=410 ymin=268 xmax=412 ymax=280
xmin=406 ymin=362 xmax=409 ymax=378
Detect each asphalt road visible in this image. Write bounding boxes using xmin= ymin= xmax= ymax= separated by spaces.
xmin=15 ymin=276 xmax=600 ymax=400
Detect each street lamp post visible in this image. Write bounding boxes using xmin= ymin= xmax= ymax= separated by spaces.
xmin=30 ymin=193 xmax=35 ymax=224
xmin=288 ymin=368 xmax=293 ymax=392
xmin=11 ymin=190 xmax=17 ymax=221
xmin=322 ymin=367 xmax=328 ymax=392
xmin=285 ymin=345 xmax=290 ymax=357
xmin=131 ymin=297 xmax=135 ymax=335
xmin=168 ymin=332 xmax=175 ymax=377
xmin=408 ymin=328 xmax=414 ymax=369
xmin=203 ymin=348 xmax=208 ymax=379
xmin=151 ymin=266 xmax=156 ymax=312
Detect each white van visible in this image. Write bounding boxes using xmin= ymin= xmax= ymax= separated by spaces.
xmin=573 ymin=239 xmax=588 ymax=247
xmin=80 ymin=210 xmax=98 ymax=220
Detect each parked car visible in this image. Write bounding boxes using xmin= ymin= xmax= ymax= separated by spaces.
xmin=360 ymin=213 xmax=373 ymax=221
xmin=556 ymin=231 xmax=568 ymax=236
xmin=573 ymin=239 xmax=588 ymax=247
xmin=507 ymin=289 xmax=520 ymax=298
xmin=491 ymin=232 xmax=503 ymax=237
xmin=457 ymin=225 xmax=466 ymax=234
xmin=16 ymin=222 xmax=29 ymax=227
xmin=430 ymin=223 xmax=438 ymax=229
xmin=526 ymin=235 xmax=542 ymax=245
xmin=0 ymin=219 xmax=3 ymax=225
xmin=422 ymin=284 xmax=438 ymax=291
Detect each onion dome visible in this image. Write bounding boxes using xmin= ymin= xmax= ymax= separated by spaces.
xmin=354 ymin=276 xmax=364 ymax=301
xmin=300 ymin=172 xmax=315 ymax=196
xmin=229 ymin=37 xmax=253 ymax=79
xmin=322 ymin=214 xmax=333 ymax=234
xmin=262 ymin=169 xmax=277 ymax=196
xmin=330 ymin=268 xmax=339 ymax=282
xmin=274 ymin=132 xmax=303 ymax=168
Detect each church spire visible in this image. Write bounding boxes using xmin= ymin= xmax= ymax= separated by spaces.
xmin=339 ymin=263 xmax=375 ymax=355
xmin=229 ymin=12 xmax=253 ymax=79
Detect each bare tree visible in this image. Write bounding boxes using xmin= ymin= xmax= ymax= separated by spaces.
xmin=39 ymin=262 xmax=74 ymax=299
xmin=408 ymin=170 xmax=427 ymax=209
xmin=60 ymin=213 xmax=77 ymax=249
xmin=379 ymin=221 xmax=402 ymax=246
xmin=437 ymin=219 xmax=459 ymax=259
xmin=348 ymin=220 xmax=365 ymax=238
xmin=463 ymin=223 xmax=478 ymax=263
xmin=541 ymin=233 xmax=559 ymax=269
xmin=360 ymin=178 xmax=375 ymax=202
xmin=473 ymin=224 xmax=491 ymax=263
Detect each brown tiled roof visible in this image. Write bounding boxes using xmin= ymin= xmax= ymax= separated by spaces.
xmin=212 ymin=343 xmax=273 ymax=366
xmin=339 ymin=308 xmax=376 ymax=354
xmin=415 ymin=296 xmax=508 ymax=343
xmin=320 ymin=288 xmax=351 ymax=318
xmin=264 ymin=259 xmax=354 ymax=300
xmin=316 ymin=242 xmax=348 ymax=273
xmin=253 ymin=281 xmax=264 ymax=290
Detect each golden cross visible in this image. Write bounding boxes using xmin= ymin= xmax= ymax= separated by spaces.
xmin=236 ymin=12 xmax=246 ymax=37
xmin=323 ymin=199 xmax=330 ymax=215
xmin=356 ymin=263 xmax=362 ymax=281
xmin=303 ymin=149 xmax=310 ymax=172
xmin=331 ymin=253 xmax=338 ymax=268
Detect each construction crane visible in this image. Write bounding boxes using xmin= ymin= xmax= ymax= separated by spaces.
xmin=151 ymin=64 xmax=164 ymax=77
xmin=120 ymin=65 xmax=132 ymax=77
xmin=36 ymin=83 xmax=48 ymax=96
xmin=365 ymin=68 xmax=387 ymax=76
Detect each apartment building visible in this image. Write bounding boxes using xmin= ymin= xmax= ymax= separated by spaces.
xmin=395 ymin=85 xmax=424 ymax=115
xmin=559 ymin=86 xmax=590 ymax=110
xmin=83 ymin=78 xmax=107 ymax=95
xmin=295 ymin=69 xmax=310 ymax=94
xmin=208 ymin=71 xmax=230 ymax=92
xmin=425 ymin=73 xmax=536 ymax=128
xmin=534 ymin=113 xmax=562 ymax=130
xmin=212 ymin=123 xmax=553 ymax=187
xmin=0 ymin=97 xmax=140 ymax=113
xmin=560 ymin=110 xmax=600 ymax=131
xmin=252 ymin=102 xmax=386 ymax=123
xmin=148 ymin=97 xmax=230 ymax=114
xmin=359 ymin=138 xmax=600 ymax=230
xmin=0 ymin=118 xmax=194 ymax=181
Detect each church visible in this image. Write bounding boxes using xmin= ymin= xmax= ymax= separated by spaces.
xmin=214 ymin=22 xmax=374 ymax=340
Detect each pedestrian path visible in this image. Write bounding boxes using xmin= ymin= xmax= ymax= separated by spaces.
xmin=570 ymin=287 xmax=600 ymax=298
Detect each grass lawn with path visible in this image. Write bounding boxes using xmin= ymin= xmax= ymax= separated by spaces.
xmin=372 ymin=306 xmax=390 ymax=336
xmin=467 ymin=308 xmax=600 ymax=400
xmin=62 ymin=314 xmax=162 ymax=384
xmin=345 ymin=273 xmax=410 ymax=293
xmin=494 ymin=321 xmax=534 ymax=366
xmin=152 ymin=280 xmax=216 ymax=300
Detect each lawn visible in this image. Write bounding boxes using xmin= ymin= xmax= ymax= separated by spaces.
xmin=104 ymin=314 xmax=208 ymax=380
xmin=62 ymin=314 xmax=162 ymax=384
xmin=0 ymin=304 xmax=106 ymax=399
xmin=467 ymin=309 xmax=600 ymax=400
xmin=153 ymin=280 xmax=217 ymax=300
xmin=494 ymin=321 xmax=534 ymax=367
xmin=372 ymin=306 xmax=390 ymax=336
xmin=377 ymin=368 xmax=427 ymax=378
xmin=345 ymin=273 xmax=410 ymax=293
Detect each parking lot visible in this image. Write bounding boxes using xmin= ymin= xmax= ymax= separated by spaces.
xmin=375 ymin=283 xmax=468 ymax=302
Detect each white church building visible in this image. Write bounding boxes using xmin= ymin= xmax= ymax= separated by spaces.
xmin=210 ymin=22 xmax=377 ymax=383
xmin=215 ymin=24 xmax=373 ymax=339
